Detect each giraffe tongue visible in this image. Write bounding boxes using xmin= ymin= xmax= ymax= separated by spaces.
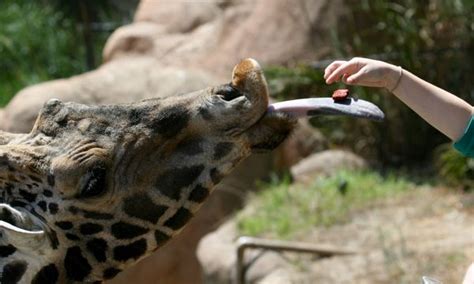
xmin=267 ymin=97 xmax=385 ymax=121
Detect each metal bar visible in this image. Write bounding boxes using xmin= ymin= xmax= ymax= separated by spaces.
xmin=236 ymin=236 xmax=358 ymax=284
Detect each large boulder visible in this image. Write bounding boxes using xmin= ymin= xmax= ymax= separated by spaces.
xmin=104 ymin=0 xmax=347 ymax=76
xmin=134 ymin=0 xmax=221 ymax=34
xmin=274 ymin=120 xmax=328 ymax=170
xmin=197 ymin=219 xmax=299 ymax=284
xmin=291 ymin=149 xmax=368 ymax=183
xmin=196 ymin=217 xmax=356 ymax=284
xmin=0 ymin=58 xmax=217 ymax=133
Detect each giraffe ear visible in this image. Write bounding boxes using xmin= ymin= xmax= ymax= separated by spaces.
xmin=0 ymin=204 xmax=47 ymax=249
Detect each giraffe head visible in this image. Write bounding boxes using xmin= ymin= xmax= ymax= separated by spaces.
xmin=0 ymin=59 xmax=296 ymax=283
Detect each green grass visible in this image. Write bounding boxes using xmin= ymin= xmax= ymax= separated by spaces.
xmin=0 ymin=2 xmax=85 ymax=106
xmin=237 ymin=170 xmax=416 ymax=239
xmin=434 ymin=143 xmax=474 ymax=190
xmin=0 ymin=0 xmax=120 ymax=108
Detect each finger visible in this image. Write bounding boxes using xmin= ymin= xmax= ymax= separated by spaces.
xmin=344 ymin=67 xmax=384 ymax=88
xmin=323 ymin=60 xmax=346 ymax=79
xmin=326 ymin=60 xmax=360 ymax=83
xmin=344 ymin=69 xmax=366 ymax=85
xmin=324 ymin=61 xmax=346 ymax=79
xmin=341 ymin=73 xmax=349 ymax=83
xmin=325 ymin=60 xmax=361 ymax=84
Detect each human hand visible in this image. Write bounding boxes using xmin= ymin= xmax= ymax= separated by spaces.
xmin=324 ymin=57 xmax=402 ymax=91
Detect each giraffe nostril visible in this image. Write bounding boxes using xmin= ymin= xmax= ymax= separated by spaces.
xmin=230 ymin=58 xmax=269 ymax=109
xmin=215 ymin=84 xmax=241 ymax=101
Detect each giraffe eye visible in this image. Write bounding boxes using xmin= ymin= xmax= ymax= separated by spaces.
xmin=79 ymin=165 xmax=107 ymax=198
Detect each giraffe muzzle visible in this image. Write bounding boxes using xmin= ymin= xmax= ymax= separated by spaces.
xmin=230 ymin=58 xmax=270 ymax=122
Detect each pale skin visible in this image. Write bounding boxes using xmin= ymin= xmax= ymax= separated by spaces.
xmin=324 ymin=57 xmax=474 ymax=142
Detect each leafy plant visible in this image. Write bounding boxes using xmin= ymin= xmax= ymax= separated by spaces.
xmin=265 ymin=65 xmax=326 ymax=101
xmin=237 ymin=170 xmax=414 ymax=238
xmin=46 ymin=0 xmax=135 ymax=69
xmin=0 ymin=1 xmax=85 ymax=103
xmin=434 ymin=143 xmax=474 ymax=190
xmin=0 ymin=0 xmax=132 ymax=107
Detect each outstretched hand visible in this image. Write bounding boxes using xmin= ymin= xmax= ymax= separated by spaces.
xmin=324 ymin=56 xmax=473 ymax=142
xmin=324 ymin=57 xmax=401 ymax=91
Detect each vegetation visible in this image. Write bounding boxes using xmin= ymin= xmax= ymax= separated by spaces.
xmin=335 ymin=0 xmax=473 ymax=165
xmin=434 ymin=143 xmax=474 ymax=190
xmin=237 ymin=170 xmax=415 ymax=239
xmin=0 ymin=0 xmax=134 ymax=106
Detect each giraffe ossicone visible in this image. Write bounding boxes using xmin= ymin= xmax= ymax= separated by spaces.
xmin=0 ymin=58 xmax=383 ymax=283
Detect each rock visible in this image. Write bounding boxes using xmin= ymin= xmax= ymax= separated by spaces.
xmin=104 ymin=0 xmax=347 ymax=76
xmin=195 ymin=220 xmax=237 ymax=283
xmin=134 ymin=0 xmax=221 ymax=33
xmin=245 ymin=252 xmax=294 ymax=283
xmin=275 ymin=120 xmax=328 ymax=170
xmin=291 ymin=149 xmax=368 ymax=183
xmin=258 ymin=268 xmax=303 ymax=284
xmin=102 ymin=22 xmax=165 ymax=61
xmin=0 ymin=58 xmax=216 ymax=133
xmin=198 ymin=0 xmax=345 ymax=75
xmin=197 ymin=219 xmax=295 ymax=284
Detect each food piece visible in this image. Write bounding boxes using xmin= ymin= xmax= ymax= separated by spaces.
xmin=332 ymin=89 xmax=349 ymax=101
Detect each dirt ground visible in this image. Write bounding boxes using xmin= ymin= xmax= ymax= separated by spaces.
xmin=283 ymin=187 xmax=474 ymax=283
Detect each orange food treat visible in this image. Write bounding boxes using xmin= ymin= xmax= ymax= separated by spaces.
xmin=332 ymin=89 xmax=349 ymax=101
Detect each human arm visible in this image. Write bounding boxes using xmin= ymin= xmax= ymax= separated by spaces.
xmin=324 ymin=57 xmax=474 ymax=141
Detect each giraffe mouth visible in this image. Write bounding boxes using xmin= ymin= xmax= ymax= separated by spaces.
xmin=234 ymin=59 xmax=384 ymax=151
xmin=0 ymin=204 xmax=47 ymax=249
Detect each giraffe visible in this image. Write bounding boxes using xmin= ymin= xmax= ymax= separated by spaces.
xmin=0 ymin=59 xmax=382 ymax=283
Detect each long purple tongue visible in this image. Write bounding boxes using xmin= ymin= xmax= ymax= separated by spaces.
xmin=268 ymin=97 xmax=385 ymax=121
